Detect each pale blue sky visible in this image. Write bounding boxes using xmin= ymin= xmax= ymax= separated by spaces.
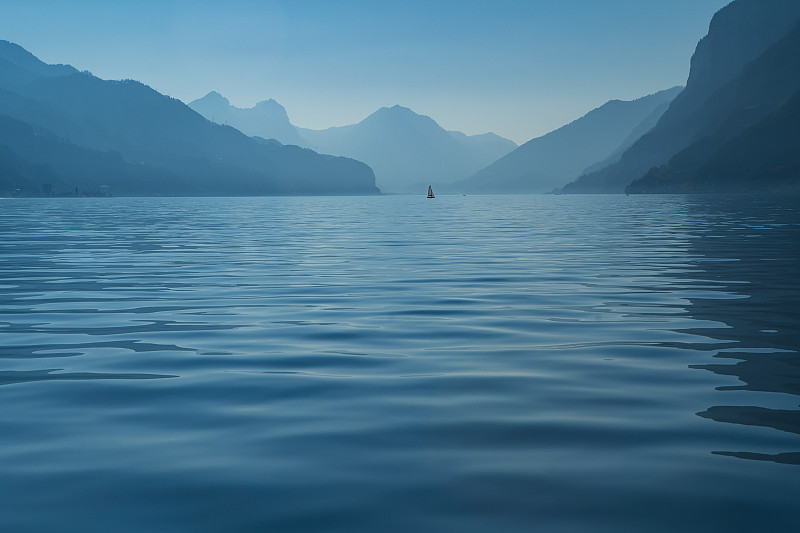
xmin=0 ymin=0 xmax=731 ymax=143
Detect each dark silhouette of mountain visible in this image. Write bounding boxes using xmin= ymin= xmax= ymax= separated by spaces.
xmin=0 ymin=114 xmax=188 ymax=196
xmin=687 ymin=90 xmax=800 ymax=193
xmin=0 ymin=40 xmax=77 ymax=91
xmin=188 ymin=92 xmax=308 ymax=147
xmin=0 ymin=144 xmax=61 ymax=195
xmin=580 ymin=99 xmax=675 ymax=175
xmin=562 ymin=0 xmax=800 ymax=193
xmin=451 ymin=87 xmax=681 ymax=194
xmin=298 ymin=105 xmax=516 ymax=193
xmin=627 ymin=21 xmax=800 ymax=193
xmin=0 ymin=41 xmax=378 ymax=196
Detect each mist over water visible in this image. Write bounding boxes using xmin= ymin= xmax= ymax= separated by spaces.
xmin=0 ymin=194 xmax=798 ymax=532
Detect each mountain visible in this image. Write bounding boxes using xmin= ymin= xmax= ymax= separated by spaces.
xmin=627 ymin=21 xmax=800 ymax=193
xmin=451 ymin=87 xmax=682 ymax=194
xmin=0 ymin=40 xmax=78 ymax=92
xmin=191 ymin=96 xmax=517 ymax=194
xmin=298 ymin=105 xmax=516 ymax=193
xmin=562 ymin=0 xmax=800 ymax=193
xmin=188 ymin=92 xmax=308 ymax=147
xmin=0 ymin=113 xmax=186 ymax=196
xmin=580 ymin=98 xmax=675 ymax=176
xmin=687 ymin=88 xmax=800 ymax=193
xmin=0 ymin=40 xmax=378 ymax=196
xmin=0 ymin=144 xmax=60 ymax=195
xmin=445 ymin=130 xmax=518 ymax=167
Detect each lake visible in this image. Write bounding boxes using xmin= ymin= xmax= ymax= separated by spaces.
xmin=0 ymin=194 xmax=798 ymax=532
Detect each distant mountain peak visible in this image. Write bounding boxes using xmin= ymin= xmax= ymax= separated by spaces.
xmin=363 ymin=105 xmax=439 ymax=130
xmin=251 ymin=99 xmax=292 ymax=122
xmin=196 ymin=93 xmax=288 ymax=116
xmin=469 ymin=131 xmax=516 ymax=143
xmin=189 ymin=91 xmax=306 ymax=147
xmin=254 ymin=98 xmax=279 ymax=107
xmin=253 ymin=98 xmax=288 ymax=113
xmin=374 ymin=105 xmax=417 ymax=116
xmin=199 ymin=91 xmax=230 ymax=105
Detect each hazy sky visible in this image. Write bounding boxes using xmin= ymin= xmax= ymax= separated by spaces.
xmin=1 ymin=0 xmax=731 ymax=143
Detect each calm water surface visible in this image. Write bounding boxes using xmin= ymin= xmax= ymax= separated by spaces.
xmin=0 ymin=194 xmax=798 ymax=532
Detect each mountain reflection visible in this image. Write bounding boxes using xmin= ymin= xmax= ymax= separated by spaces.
xmin=680 ymin=195 xmax=800 ymax=464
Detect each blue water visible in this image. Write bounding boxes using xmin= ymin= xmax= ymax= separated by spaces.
xmin=0 ymin=194 xmax=798 ymax=532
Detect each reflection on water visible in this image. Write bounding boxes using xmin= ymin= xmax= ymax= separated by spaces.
xmin=0 ymin=369 xmax=175 ymax=386
xmin=680 ymin=196 xmax=800 ymax=464
xmin=0 ymin=194 xmax=799 ymax=532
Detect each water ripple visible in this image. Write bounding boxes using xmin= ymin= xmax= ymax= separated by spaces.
xmin=0 ymin=195 xmax=799 ymax=532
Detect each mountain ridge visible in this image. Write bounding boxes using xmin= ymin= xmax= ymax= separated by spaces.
xmin=626 ymin=18 xmax=800 ymax=193
xmin=562 ymin=0 xmax=800 ymax=193
xmin=191 ymin=96 xmax=518 ymax=193
xmin=189 ymin=91 xmax=308 ymax=147
xmin=0 ymin=41 xmax=378 ymax=196
xmin=450 ymin=87 xmax=682 ymax=194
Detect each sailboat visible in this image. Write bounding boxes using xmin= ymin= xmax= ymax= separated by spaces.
xmin=427 ymin=185 xmax=435 ymax=199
